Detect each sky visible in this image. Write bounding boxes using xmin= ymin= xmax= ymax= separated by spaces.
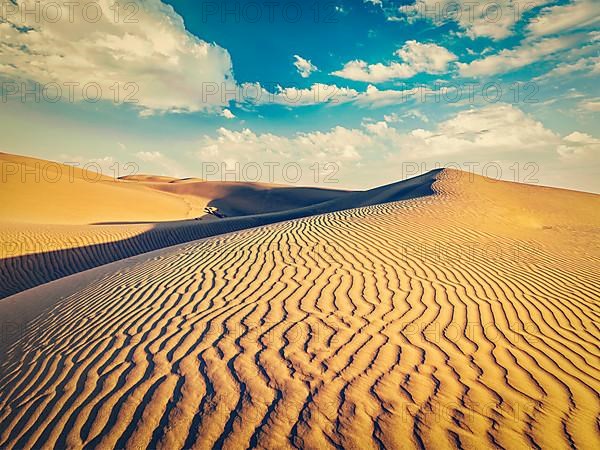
xmin=0 ymin=0 xmax=599 ymax=191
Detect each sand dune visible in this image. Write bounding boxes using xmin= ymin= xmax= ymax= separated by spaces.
xmin=0 ymin=152 xmax=352 ymax=298
xmin=0 ymin=169 xmax=598 ymax=449
xmin=121 ymin=177 xmax=351 ymax=218
xmin=0 ymin=152 xmax=433 ymax=298
xmin=0 ymin=152 xmax=350 ymax=226
xmin=120 ymin=174 xmax=184 ymax=183
xmin=0 ymin=153 xmax=200 ymax=225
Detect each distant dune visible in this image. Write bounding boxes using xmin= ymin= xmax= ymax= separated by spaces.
xmin=120 ymin=174 xmax=184 ymax=183
xmin=0 ymin=166 xmax=598 ymax=449
xmin=121 ymin=176 xmax=352 ymax=218
xmin=0 ymin=152 xmax=434 ymax=298
xmin=0 ymin=153 xmax=197 ymax=225
xmin=0 ymin=152 xmax=350 ymax=226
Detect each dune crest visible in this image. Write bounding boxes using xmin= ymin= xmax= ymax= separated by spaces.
xmin=0 ymin=152 xmax=351 ymax=226
xmin=0 ymin=152 xmax=436 ymax=298
xmin=0 ymin=152 xmax=200 ymax=225
xmin=0 ymin=169 xmax=598 ymax=449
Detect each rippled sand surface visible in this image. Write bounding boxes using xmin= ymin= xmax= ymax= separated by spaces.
xmin=0 ymin=170 xmax=598 ymax=449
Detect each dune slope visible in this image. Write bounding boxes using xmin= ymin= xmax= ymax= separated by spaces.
xmin=0 ymin=153 xmax=201 ymax=225
xmin=0 ymin=169 xmax=598 ymax=449
xmin=0 ymin=166 xmax=435 ymax=299
xmin=121 ymin=176 xmax=351 ymax=218
xmin=0 ymin=152 xmax=351 ymax=226
xmin=0 ymin=151 xmax=352 ymax=298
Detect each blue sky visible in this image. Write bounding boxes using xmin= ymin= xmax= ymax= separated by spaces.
xmin=1 ymin=0 xmax=599 ymax=191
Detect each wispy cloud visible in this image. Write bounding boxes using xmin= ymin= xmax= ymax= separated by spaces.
xmin=527 ymin=0 xmax=600 ymax=37
xmin=293 ymin=55 xmax=318 ymax=78
xmin=332 ymin=41 xmax=456 ymax=83
xmin=458 ymin=36 xmax=580 ymax=77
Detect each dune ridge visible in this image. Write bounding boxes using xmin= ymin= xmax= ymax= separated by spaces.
xmin=0 ymin=152 xmax=200 ymax=225
xmin=0 ymin=152 xmax=352 ymax=226
xmin=0 ymin=165 xmax=437 ymax=299
xmin=0 ymin=169 xmax=598 ymax=449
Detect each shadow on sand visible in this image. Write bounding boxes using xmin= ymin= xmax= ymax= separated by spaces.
xmin=0 ymin=170 xmax=441 ymax=299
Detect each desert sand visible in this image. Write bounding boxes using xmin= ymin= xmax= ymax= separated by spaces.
xmin=0 ymin=152 xmax=352 ymax=226
xmin=0 ymin=166 xmax=598 ymax=449
xmin=0 ymin=152 xmax=352 ymax=297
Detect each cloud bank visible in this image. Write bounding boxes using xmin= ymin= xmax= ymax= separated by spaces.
xmin=0 ymin=0 xmax=234 ymax=113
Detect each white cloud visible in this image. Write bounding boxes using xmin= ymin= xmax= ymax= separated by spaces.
xmin=1 ymin=2 xmax=438 ymax=114
xmin=332 ymin=41 xmax=456 ymax=83
xmin=387 ymin=0 xmax=597 ymax=42
xmin=404 ymin=110 xmax=430 ymax=123
xmin=458 ymin=36 xmax=578 ymax=76
xmin=557 ymin=132 xmax=600 ymax=158
xmin=383 ymin=113 xmax=402 ymax=123
xmin=422 ymin=104 xmax=558 ymax=154
xmin=293 ymin=55 xmax=318 ymax=78
xmin=197 ymin=126 xmax=368 ymax=170
xmin=332 ymin=60 xmax=414 ymax=83
xmin=240 ymin=82 xmax=359 ymax=107
xmin=135 ymin=150 xmax=185 ymax=176
xmin=0 ymin=0 xmax=234 ymax=114
xmin=227 ymin=82 xmax=441 ymax=110
xmin=528 ymin=0 xmax=600 ymax=37
xmin=579 ymin=99 xmax=600 ymax=111
xmin=240 ymin=82 xmax=474 ymax=110
xmin=221 ymin=109 xmax=236 ymax=119
xmin=354 ymin=85 xmax=436 ymax=108
xmin=535 ymin=55 xmax=600 ymax=81
xmin=396 ymin=41 xmax=458 ymax=73
xmin=136 ymin=151 xmax=164 ymax=162
xmin=198 ymin=104 xmax=580 ymax=166
xmin=189 ymin=104 xmax=598 ymax=190
xmin=380 ymin=110 xmax=430 ymax=124
xmin=394 ymin=0 xmax=553 ymax=40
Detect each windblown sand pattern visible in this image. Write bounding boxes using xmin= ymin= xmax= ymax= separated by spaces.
xmin=0 ymin=170 xmax=599 ymax=449
xmin=0 ymin=153 xmax=430 ymax=299
xmin=0 ymin=151 xmax=354 ymax=298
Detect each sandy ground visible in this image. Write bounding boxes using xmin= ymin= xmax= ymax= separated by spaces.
xmin=0 ymin=153 xmax=201 ymax=225
xmin=0 ymin=152 xmax=350 ymax=226
xmin=0 ymin=152 xmax=431 ymax=298
xmin=0 ymin=169 xmax=598 ymax=449
xmin=0 ymin=152 xmax=352 ymax=298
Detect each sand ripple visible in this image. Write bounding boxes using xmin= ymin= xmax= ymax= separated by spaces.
xmin=0 ymin=170 xmax=598 ymax=449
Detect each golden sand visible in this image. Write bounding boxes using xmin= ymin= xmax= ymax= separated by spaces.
xmin=0 ymin=168 xmax=598 ymax=449
xmin=0 ymin=152 xmax=350 ymax=298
